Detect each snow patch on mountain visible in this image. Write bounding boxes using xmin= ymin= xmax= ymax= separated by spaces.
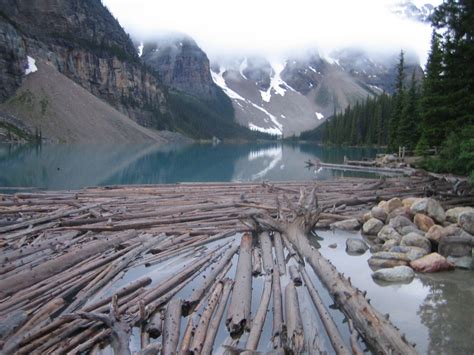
xmin=25 ymin=56 xmax=37 ymax=75
xmin=211 ymin=67 xmax=246 ymax=101
xmin=137 ymin=42 xmax=144 ymax=57
xmin=239 ymin=58 xmax=248 ymax=80
xmin=249 ymin=123 xmax=282 ymax=136
xmin=315 ymin=112 xmax=324 ymax=120
xmin=260 ymin=62 xmax=296 ymax=103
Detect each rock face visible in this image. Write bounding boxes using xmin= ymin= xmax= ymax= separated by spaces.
xmin=0 ymin=0 xmax=169 ymax=128
xmin=410 ymin=252 xmax=454 ymax=272
xmin=141 ymin=35 xmax=220 ymax=100
xmin=372 ymin=266 xmax=415 ymax=283
xmin=346 ymin=238 xmax=369 ymax=254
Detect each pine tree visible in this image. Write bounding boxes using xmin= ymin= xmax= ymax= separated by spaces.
xmin=419 ymin=31 xmax=445 ymax=146
xmin=389 ymin=50 xmax=406 ymax=151
xmin=398 ymin=71 xmax=420 ymax=149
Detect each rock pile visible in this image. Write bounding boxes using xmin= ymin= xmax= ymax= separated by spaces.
xmin=361 ymin=197 xmax=474 ymax=282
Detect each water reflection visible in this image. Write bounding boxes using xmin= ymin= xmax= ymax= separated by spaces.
xmin=0 ymin=143 xmax=384 ymax=190
xmin=417 ymin=272 xmax=474 ymax=354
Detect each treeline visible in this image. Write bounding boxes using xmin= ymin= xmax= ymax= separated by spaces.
xmin=301 ymin=0 xmax=473 ymax=179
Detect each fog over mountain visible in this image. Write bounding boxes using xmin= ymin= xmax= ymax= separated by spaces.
xmin=103 ymin=0 xmax=441 ymax=66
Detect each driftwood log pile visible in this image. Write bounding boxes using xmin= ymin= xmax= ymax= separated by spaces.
xmin=0 ymin=176 xmax=470 ymax=354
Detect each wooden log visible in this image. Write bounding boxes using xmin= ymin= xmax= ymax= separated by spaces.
xmin=285 ymin=282 xmax=304 ymax=353
xmin=259 ymin=231 xmax=274 ymax=274
xmin=245 ymin=274 xmax=272 ymax=351
xmin=190 ymin=281 xmax=223 ymax=354
xmin=226 ymin=233 xmax=252 ymax=335
xmin=349 ymin=318 xmax=364 ymax=355
xmin=300 ymin=267 xmax=350 ymax=355
xmin=182 ymin=243 xmax=238 ymax=315
xmin=273 ymin=232 xmax=286 ymax=275
xmin=0 ymin=230 xmax=138 ymax=298
xmin=253 ymin=187 xmax=417 ymax=355
xmin=252 ymin=246 xmax=262 ymax=276
xmin=201 ymin=278 xmax=233 ymax=355
xmin=271 ymin=266 xmax=285 ymax=349
xmin=146 ymin=310 xmax=162 ymax=339
xmin=162 ymin=298 xmax=183 ymax=355
xmin=288 ymin=265 xmax=302 ymax=286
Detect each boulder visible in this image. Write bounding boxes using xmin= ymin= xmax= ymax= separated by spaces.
xmin=362 ymin=218 xmax=384 ymax=235
xmin=387 ymin=207 xmax=412 ymax=221
xmin=371 ymin=251 xmax=411 ymax=262
xmin=370 ymin=245 xmax=384 ymax=253
xmin=368 ymin=258 xmax=409 ymax=269
xmin=414 ymin=213 xmax=435 ymax=232
xmin=382 ymin=239 xmax=399 ymax=251
xmin=426 ymin=224 xmax=462 ymax=244
xmin=345 ymin=238 xmax=369 ymax=254
xmin=389 ymin=245 xmax=427 ymax=261
xmin=399 ymin=225 xmax=424 ymax=236
xmin=377 ymin=225 xmax=402 ymax=242
xmin=389 ymin=215 xmax=415 ymax=234
xmin=446 ymin=207 xmax=474 ymax=223
xmin=438 ymin=235 xmax=473 ymax=257
xmin=400 ymin=233 xmax=432 ymax=253
xmin=382 ymin=198 xmax=403 ymax=214
xmin=447 ymin=256 xmax=473 ymax=270
xmin=402 ymin=197 xmax=422 ymax=209
xmin=410 ymin=198 xmax=446 ymax=223
xmin=459 ymin=211 xmax=474 ymax=234
xmin=372 ymin=266 xmax=415 ymax=283
xmin=330 ymin=218 xmax=360 ymax=231
xmin=370 ymin=206 xmax=388 ymax=222
xmin=410 ymin=253 xmax=454 ymax=272
xmin=363 ymin=212 xmax=372 ymax=223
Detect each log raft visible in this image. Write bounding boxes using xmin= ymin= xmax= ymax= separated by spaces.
xmin=0 ymin=177 xmax=469 ymax=354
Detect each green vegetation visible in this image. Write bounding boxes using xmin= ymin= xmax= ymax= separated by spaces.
xmin=155 ymin=89 xmax=275 ymax=140
xmin=300 ymin=0 xmax=473 ymax=179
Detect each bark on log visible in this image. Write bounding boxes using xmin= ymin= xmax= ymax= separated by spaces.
xmin=271 ymin=266 xmax=285 ymax=349
xmin=226 ymin=233 xmax=252 ymax=336
xmin=162 ymin=298 xmax=183 ymax=355
xmin=288 ymin=265 xmax=302 ymax=286
xmin=252 ymin=247 xmax=262 ymax=276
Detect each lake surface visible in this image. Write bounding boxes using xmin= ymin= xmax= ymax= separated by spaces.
xmin=0 ymin=143 xmax=386 ymax=190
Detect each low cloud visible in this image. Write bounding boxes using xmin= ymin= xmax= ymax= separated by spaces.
xmin=103 ymin=0 xmax=441 ymax=65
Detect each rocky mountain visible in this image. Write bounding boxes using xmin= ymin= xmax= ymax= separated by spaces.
xmin=140 ymin=34 xmax=221 ymax=100
xmin=390 ymin=1 xmax=435 ymax=23
xmin=209 ymin=49 xmax=423 ymax=137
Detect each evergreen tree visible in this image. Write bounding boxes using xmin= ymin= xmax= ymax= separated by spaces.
xmin=398 ymin=71 xmax=420 ymax=149
xmin=389 ymin=50 xmax=406 ymax=150
xmin=419 ymin=31 xmax=445 ymax=146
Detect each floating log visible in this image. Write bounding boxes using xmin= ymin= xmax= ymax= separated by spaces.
xmin=289 ymin=265 xmax=302 ymax=286
xmin=245 ymin=274 xmax=272 ymax=351
xmin=226 ymin=233 xmax=252 ymax=336
xmin=285 ymin=282 xmax=304 ymax=353
xmin=259 ymin=231 xmax=274 ymax=274
xmin=271 ymin=266 xmax=285 ymax=349
xmin=252 ymin=247 xmax=263 ymax=276
xmin=273 ymin=232 xmax=287 ymax=275
xmin=162 ymin=298 xmax=183 ymax=355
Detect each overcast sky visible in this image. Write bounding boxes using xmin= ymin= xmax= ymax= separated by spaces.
xmin=103 ymin=0 xmax=442 ymax=64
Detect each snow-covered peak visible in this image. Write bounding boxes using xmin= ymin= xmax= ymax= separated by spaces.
xmin=25 ymin=56 xmax=37 ymax=75
xmin=137 ymin=42 xmax=144 ymax=57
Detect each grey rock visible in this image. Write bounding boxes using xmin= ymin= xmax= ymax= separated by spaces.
xmin=330 ymin=218 xmax=360 ymax=231
xmin=371 ymin=206 xmax=388 ymax=222
xmin=389 ymin=215 xmax=415 ymax=234
xmin=438 ymin=236 xmax=473 ymax=257
xmin=346 ymin=238 xmax=369 ymax=254
xmin=377 ymin=225 xmax=402 ymax=242
xmin=400 ymin=233 xmax=432 ymax=253
xmin=382 ymin=198 xmax=403 ymax=214
xmin=410 ymin=198 xmax=446 ymax=223
xmin=372 ymin=266 xmax=415 ymax=283
xmin=458 ymin=211 xmax=474 ymax=234
xmin=362 ymin=218 xmax=384 ymax=235
xmin=399 ymin=225 xmax=424 ymax=236
xmin=405 ymin=246 xmax=429 ymax=261
xmin=371 ymin=251 xmax=411 ymax=262
xmin=447 ymin=256 xmax=473 ymax=270
xmin=446 ymin=207 xmax=474 ymax=223
xmin=382 ymin=239 xmax=399 ymax=251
